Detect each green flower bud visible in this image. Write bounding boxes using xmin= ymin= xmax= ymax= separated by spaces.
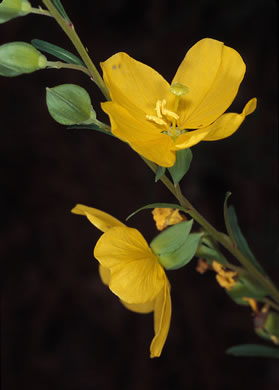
xmin=255 ymin=311 xmax=279 ymax=345
xmin=264 ymin=312 xmax=279 ymax=338
xmin=0 ymin=42 xmax=47 ymax=76
xmin=150 ymin=220 xmax=202 ymax=270
xmin=46 ymin=84 xmax=96 ymax=125
xmin=226 ymin=274 xmax=268 ymax=305
xmin=0 ymin=0 xmax=31 ymax=24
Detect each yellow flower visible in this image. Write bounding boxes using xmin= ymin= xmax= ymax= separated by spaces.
xmin=152 ymin=207 xmax=186 ymax=231
xmin=212 ymin=260 xmax=237 ymax=290
xmin=71 ymin=204 xmax=171 ymax=358
xmin=101 ymin=38 xmax=257 ymax=167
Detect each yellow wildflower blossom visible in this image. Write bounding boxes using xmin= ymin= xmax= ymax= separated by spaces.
xmin=101 ymin=38 xmax=257 ymax=167
xmin=152 ymin=207 xmax=186 ymax=231
xmin=71 ymin=204 xmax=171 ymax=358
xmin=212 ymin=260 xmax=237 ymax=290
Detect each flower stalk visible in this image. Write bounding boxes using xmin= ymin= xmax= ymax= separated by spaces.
xmin=42 ymin=0 xmax=110 ymax=100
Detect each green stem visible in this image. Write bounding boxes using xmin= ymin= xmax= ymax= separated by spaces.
xmin=46 ymin=61 xmax=91 ymax=76
xmin=141 ymin=156 xmax=279 ymax=304
xmin=30 ymin=7 xmax=52 ymax=17
xmin=42 ymin=0 xmax=110 ymax=100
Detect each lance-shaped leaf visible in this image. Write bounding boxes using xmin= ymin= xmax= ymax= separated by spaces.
xmin=46 ymin=83 xmax=95 ymax=125
xmin=67 ymin=124 xmax=115 ymax=137
xmin=168 ymin=148 xmax=192 ymax=185
xmin=0 ymin=0 xmax=31 ymax=24
xmin=31 ymin=39 xmax=84 ymax=66
xmin=226 ymin=344 xmax=279 ymax=359
xmin=224 ymin=192 xmax=265 ymax=274
xmin=50 ymin=0 xmax=70 ymax=21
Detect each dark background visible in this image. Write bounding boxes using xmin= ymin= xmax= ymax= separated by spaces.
xmin=1 ymin=0 xmax=278 ymax=389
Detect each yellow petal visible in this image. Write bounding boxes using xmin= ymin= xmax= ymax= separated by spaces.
xmin=172 ymin=38 xmax=246 ymax=129
xmin=102 ymin=101 xmax=176 ymax=167
xmin=202 ymin=98 xmax=257 ymax=141
xmin=99 ymin=265 xmax=155 ymax=313
xmin=99 ymin=265 xmax=111 ymax=285
xmin=150 ymin=278 xmax=172 ymax=358
xmin=121 ymin=299 xmax=155 ymax=314
xmin=94 ymin=226 xmax=165 ymax=304
xmin=174 ymin=127 xmax=211 ymax=150
xmin=101 ymin=52 xmax=170 ymax=116
xmin=71 ymin=204 xmax=125 ymax=232
xmin=152 ymin=208 xmax=186 ymax=231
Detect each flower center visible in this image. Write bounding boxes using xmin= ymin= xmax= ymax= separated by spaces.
xmin=145 ymin=82 xmax=190 ymax=140
xmin=146 ymin=99 xmax=178 ymax=127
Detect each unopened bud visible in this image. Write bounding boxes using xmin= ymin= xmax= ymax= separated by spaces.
xmin=0 ymin=42 xmax=47 ymax=76
xmin=0 ymin=0 xmax=31 ymax=24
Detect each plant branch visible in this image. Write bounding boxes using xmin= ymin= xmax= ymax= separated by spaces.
xmin=42 ymin=0 xmax=110 ymax=100
xmin=141 ymin=157 xmax=279 ymax=304
xmin=30 ymin=7 xmax=52 ymax=17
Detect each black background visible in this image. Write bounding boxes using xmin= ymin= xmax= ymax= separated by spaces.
xmin=1 ymin=0 xmax=278 ymax=389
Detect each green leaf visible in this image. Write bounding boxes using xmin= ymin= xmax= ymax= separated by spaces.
xmin=31 ymin=39 xmax=83 ymax=66
xmin=155 ymin=165 xmax=166 ymax=182
xmin=226 ymin=344 xmax=279 ymax=359
xmin=150 ymin=220 xmax=193 ymax=256
xmin=126 ymin=203 xmax=187 ymax=221
xmin=67 ymin=124 xmax=116 ymax=137
xmin=168 ymin=148 xmax=192 ymax=185
xmin=51 ymin=0 xmax=70 ymax=21
xmin=224 ymin=191 xmax=233 ymax=238
xmin=224 ymin=192 xmax=265 ymax=274
xmin=46 ymin=83 xmax=94 ymax=125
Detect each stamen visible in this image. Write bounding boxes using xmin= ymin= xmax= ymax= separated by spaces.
xmin=161 ymin=99 xmax=179 ymax=120
xmin=146 ymin=114 xmax=167 ymax=126
xmin=155 ymin=100 xmax=162 ymax=118
xmin=146 ymin=99 xmax=179 ymax=129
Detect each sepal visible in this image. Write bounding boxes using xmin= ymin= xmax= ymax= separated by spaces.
xmin=150 ymin=220 xmax=202 ymax=270
xmin=168 ymin=148 xmax=192 ymax=185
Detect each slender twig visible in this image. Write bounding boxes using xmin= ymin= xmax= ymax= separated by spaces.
xmin=42 ymin=0 xmax=110 ymax=100
xmin=30 ymin=7 xmax=52 ymax=17
xmin=47 ymin=61 xmax=91 ymax=76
